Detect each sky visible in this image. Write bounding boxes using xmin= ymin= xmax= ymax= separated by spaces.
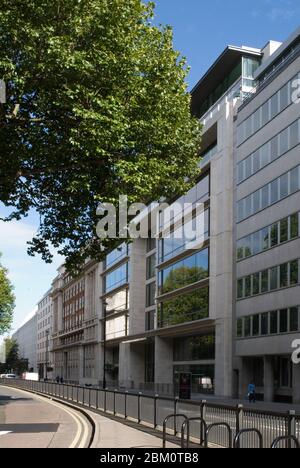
xmin=0 ymin=0 xmax=300 ymax=333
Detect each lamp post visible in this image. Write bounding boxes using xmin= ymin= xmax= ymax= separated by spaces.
xmin=102 ymin=301 xmax=108 ymax=390
xmin=45 ymin=329 xmax=49 ymax=381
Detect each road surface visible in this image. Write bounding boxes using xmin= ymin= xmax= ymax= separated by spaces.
xmin=0 ymin=385 xmax=92 ymax=448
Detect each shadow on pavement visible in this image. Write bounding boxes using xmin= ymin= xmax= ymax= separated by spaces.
xmin=0 ymin=395 xmax=33 ymax=406
xmin=0 ymin=423 xmax=59 ymax=433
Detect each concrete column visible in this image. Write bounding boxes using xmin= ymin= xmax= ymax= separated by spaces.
xmin=293 ymin=363 xmax=300 ymax=404
xmin=79 ymin=346 xmax=84 ymax=382
xmin=129 ymin=239 xmax=147 ymax=336
xmin=214 ymin=318 xmax=233 ymax=397
xmin=155 ymin=337 xmax=173 ymax=385
xmin=119 ymin=342 xmax=131 ymax=387
xmin=118 ymin=342 xmax=145 ymax=388
xmin=264 ymin=356 xmax=275 ymax=402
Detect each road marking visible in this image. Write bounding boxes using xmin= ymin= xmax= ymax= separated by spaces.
xmin=0 ymin=431 xmax=12 ymax=436
xmin=0 ymin=386 xmax=90 ymax=448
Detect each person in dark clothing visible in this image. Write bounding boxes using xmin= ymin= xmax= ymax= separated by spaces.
xmin=60 ymin=377 xmax=64 ymax=384
xmin=56 ymin=376 xmax=60 ymax=384
xmin=248 ymin=383 xmax=256 ymax=403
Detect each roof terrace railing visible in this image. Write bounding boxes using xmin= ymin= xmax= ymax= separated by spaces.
xmin=200 ymin=79 xmax=242 ymax=126
xmin=242 ymin=41 xmax=300 ymax=107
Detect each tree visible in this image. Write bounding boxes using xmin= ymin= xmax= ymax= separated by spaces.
xmin=0 ymin=0 xmax=202 ymax=272
xmin=0 ymin=338 xmax=28 ymax=374
xmin=0 ymin=255 xmax=15 ymax=334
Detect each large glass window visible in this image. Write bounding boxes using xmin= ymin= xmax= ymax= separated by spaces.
xmin=105 ymin=244 xmax=128 ymax=270
xmin=159 ymin=209 xmax=209 ymax=262
xmin=158 ymin=249 xmax=209 ymax=295
xmin=146 ymin=254 xmax=156 ymax=280
xmin=158 ymin=287 xmax=209 ymax=328
xmin=104 ymin=263 xmax=128 ymax=293
xmin=174 ymin=335 xmax=215 ymax=361
xmin=146 ymin=282 xmax=156 ymax=308
xmin=159 ymin=175 xmax=210 ymax=232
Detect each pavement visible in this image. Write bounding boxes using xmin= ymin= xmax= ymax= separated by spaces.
xmin=0 ymin=386 xmax=91 ymax=448
xmin=0 ymin=385 xmax=178 ymax=448
xmin=86 ymin=411 xmax=178 ymax=448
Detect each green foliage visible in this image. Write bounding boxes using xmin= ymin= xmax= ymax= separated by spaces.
xmin=0 ymin=0 xmax=202 ymax=272
xmin=0 ymin=338 xmax=28 ymax=374
xmin=159 ymin=287 xmax=209 ymax=328
xmin=0 ymin=255 xmax=15 ymax=334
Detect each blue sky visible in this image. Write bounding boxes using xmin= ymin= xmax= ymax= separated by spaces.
xmin=1 ymin=0 xmax=300 ymax=333
xmin=154 ymin=0 xmax=300 ymax=89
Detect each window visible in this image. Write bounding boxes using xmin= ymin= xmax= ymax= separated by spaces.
xmin=290 ymin=260 xmax=299 ymax=285
xmin=252 ymin=273 xmax=260 ymax=296
xmin=280 ymin=218 xmax=288 ymax=243
xmin=290 ymin=120 xmax=299 ymax=148
xmin=270 ymin=180 xmax=279 ymax=204
xmin=270 ymin=267 xmax=278 ymax=291
xmin=279 ymin=128 xmax=289 ymax=155
xmin=270 ymin=223 xmax=278 ymax=247
xmin=237 ymin=260 xmax=300 ymax=299
xmin=237 ymin=279 xmax=244 ymax=299
xmin=238 ymin=164 xmax=300 ymax=222
xmin=237 ymin=319 xmax=243 ymax=338
xmin=261 ymin=270 xmax=269 ymax=293
xmin=159 ymin=249 xmax=209 ymax=295
xmin=244 ymin=317 xmax=251 ymax=337
xmin=174 ymin=335 xmax=215 ymax=361
xmin=290 ymin=166 xmax=299 ymax=193
xmin=280 ymin=173 xmax=289 ymax=199
xmin=280 ymin=309 xmax=288 ymax=333
xmin=146 ymin=282 xmax=156 ymax=308
xmin=147 ymin=238 xmax=156 ymax=253
xmin=146 ymin=254 xmax=156 ymax=280
xmin=291 ymin=213 xmax=299 ymax=239
xmin=253 ymin=315 xmax=259 ymax=336
xmin=280 ymin=263 xmax=288 ymax=288
xmin=106 ymin=244 xmax=128 ymax=269
xmin=159 ymin=209 xmax=209 ymax=262
xmin=145 ymin=310 xmax=155 ymax=331
xmin=104 ymin=263 xmax=128 ymax=293
xmin=157 ymin=287 xmax=209 ymax=328
xmin=237 ymin=213 xmax=300 ymax=261
xmin=238 ymin=307 xmax=300 ymax=339
xmin=237 ymin=75 xmax=298 ymax=146
xmin=245 ymin=276 xmax=251 ymax=297
xmin=290 ymin=307 xmax=299 ymax=332
xmin=270 ymin=311 xmax=278 ymax=334
xmin=261 ymin=313 xmax=269 ymax=336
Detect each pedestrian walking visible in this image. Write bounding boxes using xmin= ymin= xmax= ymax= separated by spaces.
xmin=60 ymin=376 xmax=64 ymax=384
xmin=248 ymin=382 xmax=256 ymax=403
xmin=56 ymin=375 xmax=60 ymax=384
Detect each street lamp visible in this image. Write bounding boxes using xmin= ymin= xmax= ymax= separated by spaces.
xmin=45 ymin=329 xmax=49 ymax=381
xmin=102 ymin=301 xmax=108 ymax=390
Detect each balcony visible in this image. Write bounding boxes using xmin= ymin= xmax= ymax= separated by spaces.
xmin=200 ymin=79 xmax=242 ymax=127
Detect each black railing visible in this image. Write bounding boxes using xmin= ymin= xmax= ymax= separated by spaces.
xmin=1 ymin=378 xmax=300 ymax=448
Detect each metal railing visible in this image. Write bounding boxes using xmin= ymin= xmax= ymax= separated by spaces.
xmin=1 ymin=378 xmax=300 ymax=448
xmin=241 ymin=41 xmax=300 ymax=108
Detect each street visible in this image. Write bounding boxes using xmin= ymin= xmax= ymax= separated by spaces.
xmin=0 ymin=385 xmax=92 ymax=448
